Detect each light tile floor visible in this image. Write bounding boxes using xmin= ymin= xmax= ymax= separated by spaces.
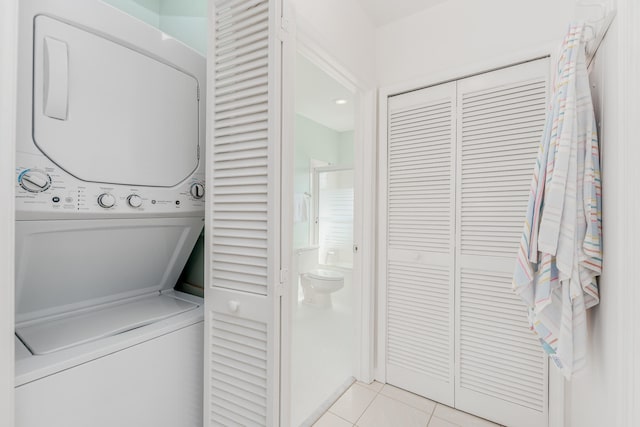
xmin=313 ymin=381 xmax=503 ymax=427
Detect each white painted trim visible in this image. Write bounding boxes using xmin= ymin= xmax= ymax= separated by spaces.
xmin=279 ymin=0 xmax=296 ymax=424
xmin=293 ymin=14 xmax=376 ymax=91
xmin=374 ymin=87 xmax=388 ymax=384
xmin=548 ymin=367 xmax=565 ymax=427
xmin=0 ymin=0 xmax=18 ymax=425
xmin=616 ymin=1 xmax=640 ymax=426
xmin=267 ymin=1 xmax=285 ymax=424
xmin=379 ymin=43 xmax=557 ymax=99
xmin=354 ymin=87 xmax=377 ymax=383
xmin=202 ymin=1 xmax=214 ymax=425
xmin=375 ymin=47 xmax=566 ymax=426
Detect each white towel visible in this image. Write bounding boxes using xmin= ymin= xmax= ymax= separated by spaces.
xmin=513 ymin=23 xmax=602 ymax=379
xmin=294 ymin=193 xmax=309 ymax=223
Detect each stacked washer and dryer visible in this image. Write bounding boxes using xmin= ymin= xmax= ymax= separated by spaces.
xmin=14 ymin=1 xmax=206 ymax=426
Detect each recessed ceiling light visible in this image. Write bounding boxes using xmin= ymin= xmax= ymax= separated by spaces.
xmin=335 ymin=99 xmax=348 ymax=105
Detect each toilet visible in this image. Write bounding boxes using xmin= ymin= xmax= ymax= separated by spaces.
xmin=296 ymin=246 xmax=345 ymax=308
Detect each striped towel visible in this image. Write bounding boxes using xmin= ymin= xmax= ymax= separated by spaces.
xmin=513 ymin=22 xmax=602 ymax=380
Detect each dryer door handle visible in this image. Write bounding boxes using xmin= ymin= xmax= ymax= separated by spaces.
xmin=43 ymin=37 xmax=69 ymax=121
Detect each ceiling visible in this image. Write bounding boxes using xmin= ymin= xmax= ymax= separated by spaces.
xmin=295 ymin=54 xmax=354 ymax=133
xmin=357 ymin=0 xmax=448 ymax=26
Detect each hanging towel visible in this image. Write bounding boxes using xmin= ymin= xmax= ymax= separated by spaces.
xmin=513 ymin=23 xmax=602 ymax=380
xmin=294 ymin=193 xmax=309 ymax=223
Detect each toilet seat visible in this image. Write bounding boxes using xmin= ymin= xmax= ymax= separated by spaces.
xmin=305 ymin=269 xmax=343 ymax=281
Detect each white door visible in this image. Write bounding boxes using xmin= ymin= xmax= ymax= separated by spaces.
xmin=454 ymin=59 xmax=550 ymax=427
xmin=385 ymin=82 xmax=456 ymax=406
xmin=384 ymin=59 xmax=550 ymax=426
xmin=205 ymin=0 xmax=284 ymax=425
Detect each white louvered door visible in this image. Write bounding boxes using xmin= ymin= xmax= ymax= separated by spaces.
xmin=386 ymin=83 xmax=456 ymax=406
xmin=455 ymin=59 xmax=549 ymax=427
xmin=384 ymin=59 xmax=550 ymax=427
xmin=205 ymin=0 xmax=284 ymax=425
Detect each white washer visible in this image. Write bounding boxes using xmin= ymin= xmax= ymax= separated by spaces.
xmin=15 ymin=1 xmax=206 ymax=426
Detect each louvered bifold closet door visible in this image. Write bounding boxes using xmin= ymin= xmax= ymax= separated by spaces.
xmin=454 ymin=59 xmax=550 ymax=427
xmin=386 ymin=82 xmax=456 ymax=406
xmin=205 ymin=0 xmax=283 ymax=426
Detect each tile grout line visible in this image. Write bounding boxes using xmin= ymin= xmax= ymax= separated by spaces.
xmin=377 ymin=384 xmax=438 ymax=420
xmin=326 ymin=409 xmax=355 ymax=426
xmin=356 ymin=383 xmax=438 ymax=427
xmin=352 ymin=385 xmax=383 ymax=426
xmin=324 ymin=383 xmax=360 ymax=426
xmin=353 ymin=384 xmax=499 ymax=427
xmin=425 ymin=410 xmax=434 ymax=427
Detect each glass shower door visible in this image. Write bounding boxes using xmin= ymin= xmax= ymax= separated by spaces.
xmin=315 ymin=168 xmax=354 ymax=269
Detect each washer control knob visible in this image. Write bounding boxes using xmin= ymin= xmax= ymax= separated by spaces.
xmin=97 ymin=193 xmax=116 ymax=208
xmin=19 ymin=169 xmax=51 ymax=193
xmin=190 ymin=183 xmax=205 ymax=199
xmin=127 ymin=194 xmax=143 ymax=208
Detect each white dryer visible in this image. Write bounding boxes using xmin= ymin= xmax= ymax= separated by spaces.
xmin=14 ymin=1 xmax=206 ymax=426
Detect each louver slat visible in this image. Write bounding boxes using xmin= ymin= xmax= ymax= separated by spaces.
xmin=386 ymin=82 xmax=456 ymax=406
xmin=388 ymin=96 xmax=453 ymax=252
xmin=455 ymin=59 xmax=549 ymax=427
xmin=460 ymin=78 xmax=547 ymax=258
xmin=459 ymin=270 xmax=546 ymax=412
xmin=209 ymin=312 xmax=268 ymax=425
xmin=213 ymin=0 xmax=270 ymax=296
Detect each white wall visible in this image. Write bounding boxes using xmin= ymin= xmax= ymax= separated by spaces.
xmin=159 ymin=1 xmax=207 ymax=55
xmin=103 ymin=0 xmax=207 ymax=55
xmin=103 ymin=0 xmax=161 ymax=27
xmin=564 ymin=17 xmax=620 ymax=427
xmin=375 ymin=0 xmax=576 ymax=87
xmin=566 ymin=1 xmax=640 ymax=425
xmin=291 ymin=0 xmax=377 ymax=88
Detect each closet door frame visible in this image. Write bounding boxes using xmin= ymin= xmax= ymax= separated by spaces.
xmin=376 ymin=45 xmax=566 ymax=427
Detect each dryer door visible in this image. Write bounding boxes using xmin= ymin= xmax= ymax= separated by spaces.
xmin=32 ymin=15 xmax=201 ymax=187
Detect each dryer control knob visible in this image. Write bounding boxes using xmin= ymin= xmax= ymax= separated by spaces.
xmin=127 ymin=194 xmax=143 ymax=208
xmin=19 ymin=169 xmax=51 ymax=193
xmin=97 ymin=193 xmax=116 ymax=208
xmin=190 ymin=183 xmax=205 ymax=199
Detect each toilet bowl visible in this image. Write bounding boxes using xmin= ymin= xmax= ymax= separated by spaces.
xmin=300 ymin=268 xmax=344 ymax=308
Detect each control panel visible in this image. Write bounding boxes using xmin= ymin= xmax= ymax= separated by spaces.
xmin=16 ymin=153 xmax=205 ymax=218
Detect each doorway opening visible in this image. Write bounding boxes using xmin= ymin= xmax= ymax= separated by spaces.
xmin=288 ymin=51 xmax=358 ymax=426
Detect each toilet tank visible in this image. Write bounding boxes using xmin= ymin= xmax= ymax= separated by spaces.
xmin=295 ymin=246 xmax=319 ymax=274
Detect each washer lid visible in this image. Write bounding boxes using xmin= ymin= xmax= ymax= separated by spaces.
xmin=15 ymin=217 xmax=203 ymax=323
xmin=305 ymin=269 xmax=344 ymax=281
xmin=32 ymin=15 xmax=200 ymax=187
xmin=16 ymin=294 xmax=198 ymax=355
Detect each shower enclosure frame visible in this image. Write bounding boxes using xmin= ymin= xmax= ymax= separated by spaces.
xmin=311 ymin=165 xmax=354 ymax=251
